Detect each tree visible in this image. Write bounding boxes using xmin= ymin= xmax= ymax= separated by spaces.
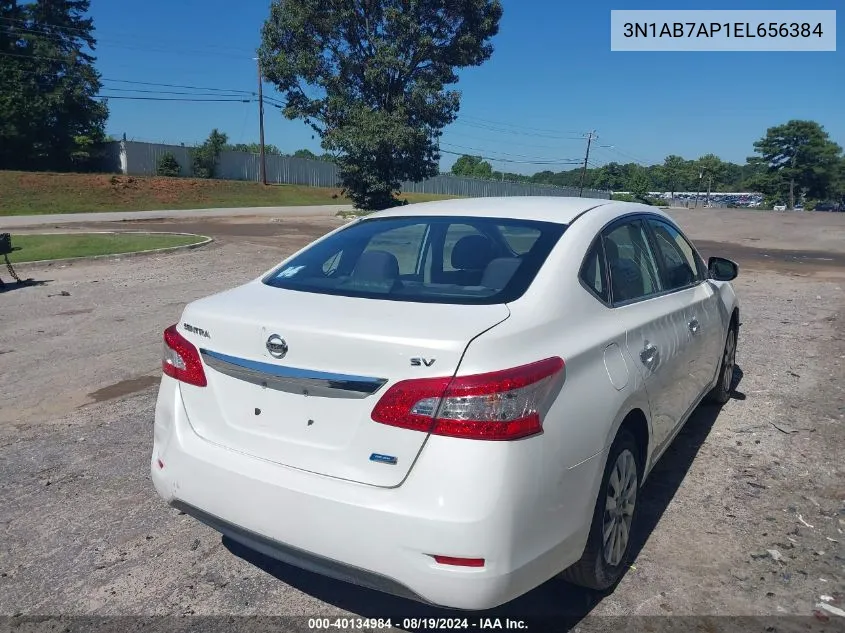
xmin=627 ymin=167 xmax=651 ymax=201
xmin=156 ymin=152 xmax=181 ymax=177
xmin=749 ymin=120 xmax=843 ymax=209
xmin=259 ymin=0 xmax=503 ymax=210
xmin=293 ymin=148 xmax=318 ymax=160
xmin=0 ymin=0 xmax=108 ymax=171
xmin=696 ymin=153 xmax=725 ymax=204
xmin=191 ymin=129 xmax=228 ymax=179
xmin=661 ymin=155 xmax=686 ymax=200
xmin=227 ymin=142 xmax=284 ymax=156
xmin=451 ymin=154 xmax=493 ymax=178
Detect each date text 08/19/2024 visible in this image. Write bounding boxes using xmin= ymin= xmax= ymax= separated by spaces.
xmin=307 ymin=618 xmax=529 ymax=630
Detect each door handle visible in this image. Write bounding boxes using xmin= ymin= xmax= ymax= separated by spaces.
xmin=688 ymin=318 xmax=700 ymax=334
xmin=640 ymin=343 xmax=658 ymax=366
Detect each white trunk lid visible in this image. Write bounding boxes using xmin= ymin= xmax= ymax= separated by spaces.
xmin=177 ymin=281 xmax=510 ymax=487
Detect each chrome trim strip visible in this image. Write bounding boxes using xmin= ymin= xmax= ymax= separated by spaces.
xmin=200 ymin=349 xmax=387 ymax=399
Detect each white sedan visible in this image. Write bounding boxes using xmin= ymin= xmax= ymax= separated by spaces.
xmin=151 ymin=196 xmax=740 ymax=610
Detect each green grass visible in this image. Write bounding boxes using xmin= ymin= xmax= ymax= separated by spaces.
xmin=7 ymin=232 xmax=207 ymax=263
xmin=0 ymin=170 xmax=458 ymax=216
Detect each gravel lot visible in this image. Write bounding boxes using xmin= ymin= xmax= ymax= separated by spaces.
xmin=1 ymin=209 xmax=844 ymax=631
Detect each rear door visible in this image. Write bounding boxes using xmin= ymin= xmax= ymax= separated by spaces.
xmin=603 ymin=219 xmax=693 ymax=452
xmin=645 ymin=217 xmax=724 ymax=404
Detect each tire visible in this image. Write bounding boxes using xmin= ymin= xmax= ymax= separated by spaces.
xmin=559 ymin=428 xmax=641 ymax=591
xmin=706 ymin=324 xmax=737 ymax=405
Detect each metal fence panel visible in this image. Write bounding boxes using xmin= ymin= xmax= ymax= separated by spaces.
xmin=107 ymin=141 xmax=610 ymax=200
xmin=399 ymin=174 xmax=606 ymax=199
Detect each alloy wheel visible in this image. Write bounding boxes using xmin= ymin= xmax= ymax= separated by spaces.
xmin=722 ymin=329 xmax=736 ymax=394
xmin=602 ymin=449 xmax=638 ymax=567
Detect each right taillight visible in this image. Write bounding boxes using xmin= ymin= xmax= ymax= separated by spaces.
xmin=371 ymin=357 xmax=564 ymax=441
xmin=162 ymin=324 xmax=207 ymax=387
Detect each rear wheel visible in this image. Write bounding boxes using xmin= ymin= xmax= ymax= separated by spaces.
xmin=560 ymin=428 xmax=641 ymax=591
xmin=707 ymin=324 xmax=737 ymax=405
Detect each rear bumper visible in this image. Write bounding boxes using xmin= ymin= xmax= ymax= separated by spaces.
xmin=170 ymin=499 xmax=429 ymax=604
xmin=151 ymin=377 xmax=602 ymax=610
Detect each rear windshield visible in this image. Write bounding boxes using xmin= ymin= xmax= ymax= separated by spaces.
xmin=262 ymin=215 xmax=566 ymax=304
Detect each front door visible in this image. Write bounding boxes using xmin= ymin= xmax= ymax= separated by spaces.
xmin=645 ymin=217 xmax=724 ymax=406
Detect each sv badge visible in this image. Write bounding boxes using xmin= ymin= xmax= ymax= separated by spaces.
xmin=410 ymin=357 xmax=436 ymax=367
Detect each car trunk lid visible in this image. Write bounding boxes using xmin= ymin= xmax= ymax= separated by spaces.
xmin=176 ymin=282 xmax=511 ymax=487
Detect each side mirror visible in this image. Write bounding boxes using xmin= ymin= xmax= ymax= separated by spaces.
xmin=708 ymin=256 xmax=738 ymax=281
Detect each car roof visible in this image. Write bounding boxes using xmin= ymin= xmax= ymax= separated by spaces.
xmin=366 ymin=196 xmax=621 ymax=225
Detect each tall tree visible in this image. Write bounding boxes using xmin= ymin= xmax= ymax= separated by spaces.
xmin=697 ymin=153 xmax=724 ymax=203
xmin=259 ymin=0 xmax=503 ymax=210
xmin=627 ymin=166 xmax=651 ymax=201
xmin=661 ymin=155 xmax=686 ymax=199
xmin=749 ymin=120 xmax=843 ymax=209
xmin=451 ymin=154 xmax=492 ymax=178
xmin=191 ymin=129 xmax=228 ymax=179
xmin=0 ymin=0 xmax=108 ymax=171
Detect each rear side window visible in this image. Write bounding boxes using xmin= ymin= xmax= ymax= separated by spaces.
xmin=263 ymin=215 xmax=566 ymax=305
xmin=580 ymin=238 xmax=609 ymax=303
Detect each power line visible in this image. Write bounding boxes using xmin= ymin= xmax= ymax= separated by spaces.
xmin=98 ymin=94 xmax=252 ymax=103
xmin=440 ymin=141 xmax=580 ymax=162
xmin=459 ymin=115 xmax=584 ymax=137
xmin=439 ymin=148 xmax=583 ymax=166
xmin=599 ymin=142 xmax=657 ymax=166
xmin=0 ymin=49 xmax=89 ymax=63
xmin=443 ymin=129 xmax=575 ymax=151
xmin=2 ymin=66 xmax=264 ymax=100
xmin=452 ymin=119 xmax=585 ymax=140
xmin=0 ymin=17 xmax=258 ymax=58
xmin=99 ymin=78 xmax=254 ymax=94
xmin=100 ymin=86 xmax=254 ymax=98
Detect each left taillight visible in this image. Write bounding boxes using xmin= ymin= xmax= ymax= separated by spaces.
xmin=371 ymin=356 xmax=564 ymax=441
xmin=162 ymin=324 xmax=207 ymax=387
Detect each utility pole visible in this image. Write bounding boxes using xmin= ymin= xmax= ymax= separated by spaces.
xmin=257 ymin=57 xmax=267 ymax=185
xmin=579 ymin=131 xmax=596 ymax=197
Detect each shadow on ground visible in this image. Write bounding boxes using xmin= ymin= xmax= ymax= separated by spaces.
xmin=222 ymin=367 xmax=745 ymax=631
xmin=0 ymin=278 xmax=50 ymax=293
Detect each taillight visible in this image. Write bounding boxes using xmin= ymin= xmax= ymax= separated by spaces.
xmin=162 ymin=324 xmax=207 ymax=387
xmin=371 ymin=357 xmax=564 ymax=440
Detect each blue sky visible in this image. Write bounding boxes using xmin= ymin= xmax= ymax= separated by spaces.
xmin=91 ymin=0 xmax=844 ymax=175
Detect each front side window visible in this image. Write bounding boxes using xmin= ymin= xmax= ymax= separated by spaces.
xmin=263 ymin=215 xmax=566 ymax=305
xmin=647 ymin=219 xmax=703 ymax=290
xmin=603 ymin=220 xmax=664 ymax=304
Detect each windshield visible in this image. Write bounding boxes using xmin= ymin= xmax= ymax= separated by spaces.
xmin=262 ymin=215 xmax=566 ymax=304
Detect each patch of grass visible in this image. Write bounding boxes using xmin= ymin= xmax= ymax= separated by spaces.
xmin=0 ymin=171 xmax=458 ymax=216
xmin=7 ymin=232 xmax=206 ymax=263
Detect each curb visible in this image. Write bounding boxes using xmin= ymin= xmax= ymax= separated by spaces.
xmin=7 ymin=231 xmax=214 ymax=269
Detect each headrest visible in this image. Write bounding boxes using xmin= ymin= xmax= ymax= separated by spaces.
xmin=351 ymin=250 xmax=400 ymax=281
xmin=451 ymin=235 xmax=495 ymax=270
xmin=481 ymin=257 xmax=522 ymax=290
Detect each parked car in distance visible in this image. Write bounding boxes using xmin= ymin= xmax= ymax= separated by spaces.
xmin=151 ymin=196 xmax=740 ymax=610
xmin=773 ymin=204 xmax=787 ymax=211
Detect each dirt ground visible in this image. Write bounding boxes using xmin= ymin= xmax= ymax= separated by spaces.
xmin=1 ymin=208 xmax=844 ymax=631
